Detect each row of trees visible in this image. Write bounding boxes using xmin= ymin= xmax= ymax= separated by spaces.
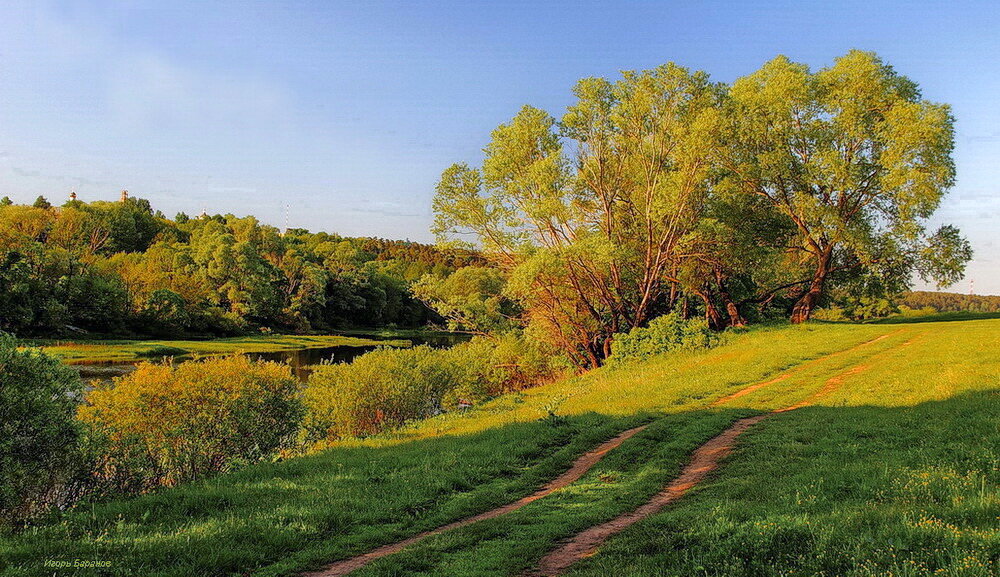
xmin=431 ymin=51 xmax=972 ymax=367
xmin=0 ymin=196 xmax=480 ymax=337
xmin=899 ymin=291 xmax=1000 ymax=314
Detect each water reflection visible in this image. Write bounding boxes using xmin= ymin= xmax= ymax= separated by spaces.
xmin=73 ymin=332 xmax=470 ymax=385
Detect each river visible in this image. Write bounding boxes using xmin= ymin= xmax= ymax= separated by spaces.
xmin=73 ymin=332 xmax=471 ymax=385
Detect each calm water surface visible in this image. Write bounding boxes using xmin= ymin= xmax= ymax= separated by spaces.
xmin=74 ymin=332 xmax=471 ymax=385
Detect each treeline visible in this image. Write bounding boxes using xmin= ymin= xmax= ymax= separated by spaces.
xmin=430 ymin=50 xmax=972 ymax=367
xmin=0 ymin=195 xmax=480 ymax=337
xmin=900 ymin=291 xmax=1000 ymax=313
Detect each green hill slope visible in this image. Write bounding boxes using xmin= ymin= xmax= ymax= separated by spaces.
xmin=3 ymin=320 xmax=997 ymax=577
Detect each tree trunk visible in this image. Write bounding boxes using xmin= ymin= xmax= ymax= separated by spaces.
xmin=698 ymin=290 xmax=724 ymax=330
xmin=715 ymin=270 xmax=746 ymax=328
xmin=790 ymin=247 xmax=832 ymax=324
xmin=725 ymin=301 xmax=746 ymax=327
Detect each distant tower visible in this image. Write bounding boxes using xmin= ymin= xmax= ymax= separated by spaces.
xmin=69 ymin=189 xmax=77 ymax=202
xmin=970 ymin=278 xmax=975 ymax=296
xmin=198 ymin=208 xmax=208 ymax=219
xmin=283 ymin=204 xmax=289 ymax=236
xmin=120 ymin=189 xmax=129 ymax=202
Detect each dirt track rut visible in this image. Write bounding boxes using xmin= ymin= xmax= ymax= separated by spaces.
xmin=525 ymin=333 xmax=916 ymax=576
xmin=303 ymin=424 xmax=649 ymax=576
xmin=304 ymin=329 xmax=911 ymax=576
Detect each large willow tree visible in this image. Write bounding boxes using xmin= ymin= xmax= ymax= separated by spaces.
xmin=433 ymin=51 xmax=971 ymax=366
xmin=433 ymin=64 xmax=719 ymax=367
xmin=721 ymin=50 xmax=969 ymax=323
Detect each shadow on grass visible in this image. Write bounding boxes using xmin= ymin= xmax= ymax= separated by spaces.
xmin=4 ymin=389 xmax=997 ymax=577
xmin=563 ymin=389 xmax=1000 ymax=577
xmin=0 ymin=410 xmax=671 ymax=577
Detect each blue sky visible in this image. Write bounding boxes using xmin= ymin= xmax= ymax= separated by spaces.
xmin=1 ymin=1 xmax=998 ymax=293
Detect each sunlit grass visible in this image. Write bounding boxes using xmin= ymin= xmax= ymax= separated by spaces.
xmin=560 ymin=319 xmax=1000 ymax=577
xmin=2 ymin=320 xmax=997 ymax=576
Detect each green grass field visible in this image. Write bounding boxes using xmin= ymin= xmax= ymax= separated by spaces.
xmin=2 ymin=319 xmax=997 ymax=576
xmin=27 ymin=334 xmax=408 ymax=365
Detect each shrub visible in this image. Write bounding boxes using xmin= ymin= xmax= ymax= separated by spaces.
xmin=137 ymin=345 xmax=188 ymax=359
xmin=303 ymin=335 xmax=565 ymax=442
xmin=0 ymin=333 xmax=85 ymax=526
xmin=812 ymin=306 xmax=849 ymax=322
xmin=610 ymin=312 xmax=718 ymax=364
xmin=441 ymin=333 xmax=564 ymax=408
xmin=78 ymin=355 xmax=303 ymax=491
xmin=304 ymin=345 xmax=459 ymax=440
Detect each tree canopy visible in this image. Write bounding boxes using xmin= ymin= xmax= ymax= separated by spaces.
xmin=0 ymin=198 xmax=480 ymax=337
xmin=432 ymin=51 xmax=971 ymax=366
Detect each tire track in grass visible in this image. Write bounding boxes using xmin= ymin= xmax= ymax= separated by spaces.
xmin=710 ymin=329 xmax=905 ymax=407
xmin=524 ymin=415 xmax=767 ymax=577
xmin=300 ymin=329 xmax=909 ymax=576
xmin=303 ymin=424 xmax=649 ymax=577
xmin=525 ymin=337 xmax=916 ymax=577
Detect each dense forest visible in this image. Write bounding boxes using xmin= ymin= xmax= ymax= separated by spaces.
xmin=0 ymin=193 xmax=481 ymax=337
xmin=900 ymin=290 xmax=1000 ymax=313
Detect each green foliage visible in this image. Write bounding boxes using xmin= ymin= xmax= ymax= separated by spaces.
xmin=433 ymin=65 xmax=724 ymax=367
xmin=433 ymin=50 xmax=971 ymax=359
xmin=304 ymin=335 xmax=563 ymax=442
xmin=441 ymin=333 xmax=565 ymax=408
xmin=610 ymin=312 xmax=718 ymax=364
xmin=0 ymin=334 xmax=84 ymax=526
xmin=78 ymin=356 xmax=303 ymax=491
xmin=722 ymin=50 xmax=969 ymax=321
xmin=136 ymin=345 xmax=188 ymax=358
xmin=304 ymin=345 xmax=460 ymax=440
xmin=900 ymin=290 xmax=1000 ymax=314
xmin=412 ymin=266 xmax=519 ymax=333
xmin=0 ymin=196 xmax=480 ymax=337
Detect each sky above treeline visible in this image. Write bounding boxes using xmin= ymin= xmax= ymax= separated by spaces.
xmin=1 ymin=1 xmax=998 ymax=293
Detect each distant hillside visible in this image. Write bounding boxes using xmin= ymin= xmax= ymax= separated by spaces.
xmin=901 ymin=290 xmax=1000 ymax=313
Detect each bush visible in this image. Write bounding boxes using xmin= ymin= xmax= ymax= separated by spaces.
xmin=78 ymin=355 xmax=303 ymax=491
xmin=137 ymin=345 xmax=188 ymax=359
xmin=812 ymin=306 xmax=849 ymax=322
xmin=610 ymin=312 xmax=718 ymax=364
xmin=440 ymin=333 xmax=564 ymax=408
xmin=0 ymin=333 xmax=85 ymax=526
xmin=303 ymin=335 xmax=565 ymax=442
xmin=304 ymin=345 xmax=459 ymax=440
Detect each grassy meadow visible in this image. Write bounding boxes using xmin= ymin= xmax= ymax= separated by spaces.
xmin=2 ymin=318 xmax=997 ymax=576
xmin=25 ymin=334 xmax=408 ymax=365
